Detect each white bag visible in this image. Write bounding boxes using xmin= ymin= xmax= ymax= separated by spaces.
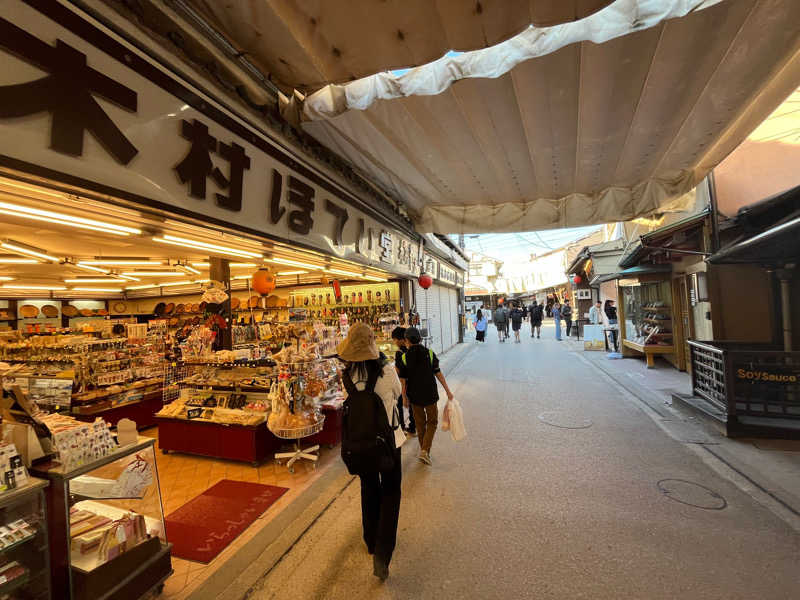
xmin=446 ymin=398 xmax=467 ymax=441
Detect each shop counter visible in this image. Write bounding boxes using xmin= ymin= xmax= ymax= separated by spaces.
xmin=73 ymin=390 xmax=164 ymax=429
xmin=623 ymin=340 xmax=674 ymax=368
xmin=307 ymin=404 xmax=343 ymax=448
xmin=155 ymin=416 xmax=281 ymax=465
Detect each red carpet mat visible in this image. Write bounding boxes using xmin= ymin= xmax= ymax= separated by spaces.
xmin=165 ymin=479 xmax=289 ymax=563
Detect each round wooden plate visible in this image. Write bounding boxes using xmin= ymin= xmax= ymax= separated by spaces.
xmin=164 ymin=302 xmax=175 ymax=315
xmin=62 ymin=305 xmax=78 ymax=317
xmin=79 ymin=308 xmax=94 ymax=317
xmin=19 ymin=305 xmax=39 ymax=318
xmin=230 ymin=297 xmax=240 ymax=310
xmin=111 ymin=301 xmax=127 ymax=314
xmin=41 ymin=304 xmax=59 ymax=318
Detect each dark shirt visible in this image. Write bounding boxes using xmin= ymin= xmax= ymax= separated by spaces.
xmin=396 ymin=344 xmax=440 ymax=406
xmin=605 ymin=306 xmax=618 ymax=320
xmin=394 ymin=348 xmax=405 ymax=365
xmin=510 ymin=308 xmax=523 ymax=326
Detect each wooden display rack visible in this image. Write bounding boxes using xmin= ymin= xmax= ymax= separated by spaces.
xmin=622 ymin=340 xmax=675 ymax=368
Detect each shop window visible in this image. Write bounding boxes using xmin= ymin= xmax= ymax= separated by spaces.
xmin=622 ymin=281 xmax=673 ymax=346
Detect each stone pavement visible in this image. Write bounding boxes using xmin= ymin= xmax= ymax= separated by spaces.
xmin=244 ymin=320 xmax=800 ymax=600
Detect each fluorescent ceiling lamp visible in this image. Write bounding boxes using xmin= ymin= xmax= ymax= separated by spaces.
xmin=0 ymin=277 xmax=15 ymax=281
xmin=231 ymin=274 xmax=252 ymax=280
xmin=121 ymin=271 xmax=183 ymax=277
xmin=124 ymin=283 xmax=159 ymax=290
xmin=114 ymin=274 xmax=140 ymax=282
xmin=276 ymin=270 xmax=307 ymax=276
xmin=159 ymin=279 xmax=208 ymax=287
xmin=327 ymin=268 xmax=363 ymax=277
xmin=266 ymin=257 xmax=323 ymax=270
xmin=71 ymin=287 xmax=123 ymax=292
xmin=2 ymin=284 xmax=66 ymax=290
xmin=0 ymin=257 xmax=37 ymax=264
xmin=190 ymin=262 xmax=258 ymax=268
xmin=1 ymin=241 xmax=59 ymax=262
xmin=363 ymin=275 xmax=389 ymax=282
xmin=189 ymin=262 xmax=210 ymax=268
xmin=177 ymin=263 xmax=202 ymax=275
xmin=80 ymin=260 xmax=163 ymax=266
xmin=72 ymin=263 xmax=110 ymax=274
xmin=64 ymin=278 xmax=121 ymax=283
xmin=0 ymin=201 xmax=141 ymax=235
xmin=153 ymin=235 xmax=262 ymax=259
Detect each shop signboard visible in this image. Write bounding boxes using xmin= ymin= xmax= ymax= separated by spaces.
xmin=423 ymin=254 xmax=439 ymax=279
xmin=0 ymin=3 xmax=421 ymax=277
xmin=439 ymin=264 xmax=457 ymax=286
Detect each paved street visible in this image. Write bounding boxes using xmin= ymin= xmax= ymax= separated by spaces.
xmin=248 ymin=321 xmax=800 ymax=600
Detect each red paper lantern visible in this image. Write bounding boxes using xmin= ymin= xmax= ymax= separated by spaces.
xmin=573 ymin=275 xmax=582 ymax=284
xmin=251 ymin=269 xmax=275 ymax=295
xmin=418 ymin=273 xmax=433 ymax=289
xmin=498 ymin=297 xmax=504 ymax=305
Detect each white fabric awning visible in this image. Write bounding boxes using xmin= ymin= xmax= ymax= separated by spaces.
xmin=297 ymin=0 xmax=800 ymax=233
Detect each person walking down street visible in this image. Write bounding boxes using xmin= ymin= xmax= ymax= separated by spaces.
xmin=391 ymin=327 xmax=415 ymax=436
xmin=604 ymin=299 xmax=619 ymax=351
xmin=474 ymin=309 xmax=487 ymax=343
xmin=503 ymin=305 xmax=510 ymax=339
xmin=337 ymin=323 xmax=406 ymax=581
xmin=530 ymin=302 xmax=544 ymax=338
xmin=510 ymin=304 xmax=524 ymax=343
xmin=493 ymin=305 xmax=508 ymax=342
xmin=589 ymin=300 xmax=602 ymax=324
xmin=528 ymin=301 xmax=538 ymax=337
xmin=397 ymin=327 xmax=454 ymax=466
xmin=561 ymin=299 xmax=573 ymax=338
xmin=552 ymin=302 xmax=562 ymax=341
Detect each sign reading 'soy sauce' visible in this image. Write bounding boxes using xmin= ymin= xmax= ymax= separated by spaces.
xmin=736 ymin=368 xmax=798 ymax=383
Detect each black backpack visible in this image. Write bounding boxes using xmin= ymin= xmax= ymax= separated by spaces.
xmin=341 ymin=367 xmax=398 ymax=475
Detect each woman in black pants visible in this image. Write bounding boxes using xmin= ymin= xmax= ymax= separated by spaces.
xmin=338 ymin=323 xmax=406 ymax=581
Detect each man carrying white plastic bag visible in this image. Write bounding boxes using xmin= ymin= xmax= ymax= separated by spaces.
xmin=441 ymin=397 xmax=467 ymax=441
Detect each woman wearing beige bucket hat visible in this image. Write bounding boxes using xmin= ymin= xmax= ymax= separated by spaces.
xmin=337 ymin=322 xmax=405 ymax=581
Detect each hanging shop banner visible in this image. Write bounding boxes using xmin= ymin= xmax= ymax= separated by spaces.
xmin=0 ymin=1 xmax=420 ymax=276
xmin=423 ymin=254 xmax=439 ymax=279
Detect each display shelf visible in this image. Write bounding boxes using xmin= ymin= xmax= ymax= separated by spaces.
xmin=31 ymin=437 xmax=169 ymax=600
xmin=0 ymin=478 xmax=48 ymax=509
xmin=0 ymin=570 xmax=31 ymax=596
xmin=623 ymin=340 xmax=675 ymax=368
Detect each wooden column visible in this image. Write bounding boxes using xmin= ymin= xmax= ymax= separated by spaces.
xmin=209 ymin=257 xmax=232 ymax=350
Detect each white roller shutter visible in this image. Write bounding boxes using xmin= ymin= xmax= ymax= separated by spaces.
xmin=450 ymin=288 xmax=460 ymax=347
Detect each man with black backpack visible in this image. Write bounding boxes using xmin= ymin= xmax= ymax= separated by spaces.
xmin=398 ymin=327 xmax=454 ymax=466
xmin=337 ymin=323 xmax=405 ymax=581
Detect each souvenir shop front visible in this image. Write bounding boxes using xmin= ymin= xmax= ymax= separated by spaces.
xmin=0 ymin=4 xmax=424 ymax=598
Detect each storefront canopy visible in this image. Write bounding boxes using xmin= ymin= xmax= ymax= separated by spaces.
xmin=293 ymin=0 xmax=800 ymax=233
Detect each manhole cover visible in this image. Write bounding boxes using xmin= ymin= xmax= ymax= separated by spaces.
xmin=538 ymin=411 xmax=593 ymax=429
xmin=657 ymin=479 xmax=727 ymax=510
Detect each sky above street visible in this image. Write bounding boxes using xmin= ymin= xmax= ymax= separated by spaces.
xmin=452 ymin=225 xmax=602 ymax=263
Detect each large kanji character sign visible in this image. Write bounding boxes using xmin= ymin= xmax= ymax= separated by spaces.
xmin=0 ymin=17 xmax=138 ymax=165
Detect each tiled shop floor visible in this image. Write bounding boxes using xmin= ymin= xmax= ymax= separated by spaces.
xmin=139 ymin=426 xmax=337 ymax=600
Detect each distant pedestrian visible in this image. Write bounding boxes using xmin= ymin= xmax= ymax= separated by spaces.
xmin=503 ymin=305 xmax=510 ymax=338
xmin=510 ymin=304 xmax=524 ymax=343
xmin=528 ymin=301 xmax=538 ymax=336
xmin=474 ymin=309 xmax=487 ymax=343
xmin=391 ymin=327 xmax=415 ymax=436
xmin=531 ymin=302 xmax=544 ymax=338
xmin=398 ymin=327 xmax=454 ymax=466
xmin=493 ymin=305 xmax=508 ymax=342
xmin=337 ymin=323 xmax=405 ymax=581
xmin=604 ymin=299 xmax=618 ymax=351
xmin=562 ymin=299 xmax=573 ymax=337
xmin=552 ymin=302 xmax=562 ymax=341
xmin=589 ymin=300 xmax=602 ymax=324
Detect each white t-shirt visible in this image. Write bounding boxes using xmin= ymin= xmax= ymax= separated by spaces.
xmin=350 ymin=362 xmax=406 ymax=448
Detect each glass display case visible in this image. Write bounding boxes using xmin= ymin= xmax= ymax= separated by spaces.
xmin=0 ymin=478 xmax=50 ymax=599
xmin=31 ymin=438 xmax=171 ymax=600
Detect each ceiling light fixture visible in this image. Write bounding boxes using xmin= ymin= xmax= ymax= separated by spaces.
xmin=159 ymin=279 xmax=209 ymax=287
xmin=64 ymin=278 xmax=122 ymax=283
xmin=177 ymin=263 xmax=202 ymax=276
xmin=120 ymin=271 xmax=183 ymax=277
xmin=2 ymin=284 xmax=66 ymax=290
xmin=71 ymin=287 xmax=123 ymax=293
xmin=71 ymin=263 xmax=110 ymax=274
xmin=124 ymin=283 xmax=159 ymax=290
xmin=0 ymin=257 xmax=37 ymax=264
xmin=114 ymin=274 xmax=140 ymax=282
xmin=153 ymin=235 xmax=262 ymax=259
xmin=0 ymin=277 xmax=15 ymax=281
xmin=189 ymin=262 xmax=258 ymax=269
xmin=363 ymin=275 xmax=389 ymax=282
xmin=1 ymin=241 xmax=59 ymax=262
xmin=79 ymin=260 xmax=163 ymax=266
xmin=266 ymin=257 xmax=323 ymax=270
xmin=327 ymin=268 xmax=363 ymax=277
xmin=276 ymin=270 xmax=308 ymax=276
xmin=0 ymin=201 xmax=141 ymax=235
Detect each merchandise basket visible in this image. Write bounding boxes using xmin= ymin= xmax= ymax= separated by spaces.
xmin=271 ymin=415 xmax=325 ymax=473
